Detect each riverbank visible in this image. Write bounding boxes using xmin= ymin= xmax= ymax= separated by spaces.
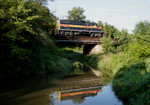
xmin=85 ymin=53 xmax=150 ymax=105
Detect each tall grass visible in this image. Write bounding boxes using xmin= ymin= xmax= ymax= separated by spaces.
xmin=85 ymin=53 xmax=150 ymax=104
xmin=85 ymin=53 xmax=133 ymax=75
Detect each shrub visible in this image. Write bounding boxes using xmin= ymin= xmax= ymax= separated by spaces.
xmin=112 ymin=60 xmax=150 ymax=105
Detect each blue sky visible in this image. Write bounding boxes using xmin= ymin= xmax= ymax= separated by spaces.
xmin=48 ymin=0 xmax=150 ymax=33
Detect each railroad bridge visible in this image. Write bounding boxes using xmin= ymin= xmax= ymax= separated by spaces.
xmin=54 ymin=35 xmax=103 ymax=54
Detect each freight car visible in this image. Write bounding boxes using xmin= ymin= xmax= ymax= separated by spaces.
xmin=55 ymin=20 xmax=104 ymax=37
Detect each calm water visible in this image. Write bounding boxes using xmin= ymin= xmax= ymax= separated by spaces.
xmin=0 ymin=70 xmax=123 ymax=105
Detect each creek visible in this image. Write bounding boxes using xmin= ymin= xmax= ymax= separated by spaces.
xmin=0 ymin=67 xmax=123 ymax=105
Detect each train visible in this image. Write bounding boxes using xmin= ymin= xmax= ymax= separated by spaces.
xmin=55 ymin=20 xmax=104 ymax=37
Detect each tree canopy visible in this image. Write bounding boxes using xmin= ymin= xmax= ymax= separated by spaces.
xmin=0 ymin=0 xmax=72 ymax=79
xmin=67 ymin=7 xmax=86 ymax=21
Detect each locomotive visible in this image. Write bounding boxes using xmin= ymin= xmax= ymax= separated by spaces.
xmin=55 ymin=20 xmax=104 ymax=37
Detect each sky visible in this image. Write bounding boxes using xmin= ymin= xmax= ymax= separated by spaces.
xmin=48 ymin=0 xmax=150 ymax=33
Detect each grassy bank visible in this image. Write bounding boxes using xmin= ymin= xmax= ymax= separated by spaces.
xmin=113 ymin=58 xmax=150 ymax=105
xmin=85 ymin=53 xmax=150 ymax=105
xmin=58 ymin=46 xmax=87 ymax=75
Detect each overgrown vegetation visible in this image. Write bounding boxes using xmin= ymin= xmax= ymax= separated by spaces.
xmin=0 ymin=0 xmax=72 ymax=79
xmin=113 ymin=59 xmax=150 ymax=105
xmin=85 ymin=20 xmax=150 ymax=104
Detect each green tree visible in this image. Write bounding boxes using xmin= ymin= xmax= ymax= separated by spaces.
xmin=67 ymin=7 xmax=86 ymax=21
xmin=101 ymin=37 xmax=115 ymax=53
xmin=0 ymin=0 xmax=56 ymax=79
xmin=127 ymin=20 xmax=150 ymax=61
xmin=97 ymin=20 xmax=104 ymax=29
xmin=114 ymin=29 xmax=131 ymax=51
xmin=103 ymin=23 xmax=118 ymax=38
xmin=133 ymin=20 xmax=150 ymax=36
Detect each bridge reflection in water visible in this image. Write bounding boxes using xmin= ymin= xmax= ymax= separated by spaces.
xmin=57 ymin=86 xmax=102 ymax=101
xmin=51 ymin=70 xmax=102 ymax=103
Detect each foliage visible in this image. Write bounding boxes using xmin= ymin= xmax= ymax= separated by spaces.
xmin=114 ymin=29 xmax=131 ymax=52
xmin=97 ymin=21 xmax=120 ymax=53
xmin=127 ymin=40 xmax=150 ymax=61
xmin=97 ymin=20 xmax=104 ymax=29
xmin=0 ymin=0 xmax=72 ymax=79
xmin=85 ymin=53 xmax=132 ymax=76
xmin=126 ymin=21 xmax=150 ymax=61
xmin=85 ymin=20 xmax=150 ymax=105
xmin=113 ymin=59 xmax=150 ymax=105
xmin=133 ymin=20 xmax=150 ymax=36
xmin=103 ymin=22 xmax=118 ymax=38
xmin=72 ymin=62 xmax=84 ymax=74
xmin=101 ymin=37 xmax=116 ymax=53
xmin=67 ymin=7 xmax=86 ymax=21
xmin=84 ymin=53 xmax=103 ymax=69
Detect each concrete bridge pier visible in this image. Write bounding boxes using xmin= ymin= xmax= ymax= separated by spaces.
xmin=83 ymin=44 xmax=103 ymax=55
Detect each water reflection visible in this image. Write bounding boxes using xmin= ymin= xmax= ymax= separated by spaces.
xmin=0 ymin=69 xmax=123 ymax=105
xmin=57 ymin=86 xmax=102 ymax=102
xmin=55 ymin=70 xmax=102 ymax=103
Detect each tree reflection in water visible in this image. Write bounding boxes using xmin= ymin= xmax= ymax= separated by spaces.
xmin=72 ymin=96 xmax=86 ymax=104
xmin=0 ymin=66 xmax=120 ymax=105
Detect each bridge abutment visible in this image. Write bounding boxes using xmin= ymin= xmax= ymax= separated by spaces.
xmin=83 ymin=44 xmax=103 ymax=55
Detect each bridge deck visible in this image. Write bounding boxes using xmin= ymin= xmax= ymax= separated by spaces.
xmin=54 ymin=35 xmax=101 ymax=44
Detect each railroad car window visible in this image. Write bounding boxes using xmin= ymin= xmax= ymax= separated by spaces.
xmin=60 ymin=27 xmax=64 ymax=29
xmin=62 ymin=27 xmax=65 ymax=29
